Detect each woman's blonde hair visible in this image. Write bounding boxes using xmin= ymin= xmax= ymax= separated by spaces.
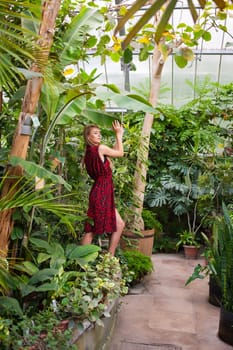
xmin=82 ymin=124 xmax=114 ymax=170
xmin=83 ymin=124 xmax=100 ymax=146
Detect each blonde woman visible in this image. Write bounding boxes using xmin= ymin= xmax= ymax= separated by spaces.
xmin=81 ymin=121 xmax=125 ymax=256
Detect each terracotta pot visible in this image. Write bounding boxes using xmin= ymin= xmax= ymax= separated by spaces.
xmin=183 ymin=245 xmax=199 ymax=259
xmin=120 ymin=229 xmax=155 ymax=256
xmin=56 ymin=319 xmax=69 ymax=332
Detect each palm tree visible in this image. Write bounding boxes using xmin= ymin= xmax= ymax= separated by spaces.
xmin=0 ymin=0 xmax=61 ymax=256
xmin=0 ymin=0 xmax=40 ymax=92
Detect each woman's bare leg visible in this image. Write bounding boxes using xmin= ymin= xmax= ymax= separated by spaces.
xmin=108 ymin=209 xmax=125 ymax=256
xmin=80 ymin=232 xmax=94 ymax=245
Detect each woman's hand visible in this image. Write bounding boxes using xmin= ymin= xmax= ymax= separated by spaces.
xmin=112 ymin=120 xmax=124 ymax=137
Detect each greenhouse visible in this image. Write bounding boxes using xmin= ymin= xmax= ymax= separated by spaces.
xmin=0 ymin=0 xmax=233 ymax=349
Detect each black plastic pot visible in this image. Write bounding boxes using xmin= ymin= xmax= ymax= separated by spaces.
xmin=208 ymin=275 xmax=221 ymax=307
xmin=218 ymin=306 xmax=233 ymax=346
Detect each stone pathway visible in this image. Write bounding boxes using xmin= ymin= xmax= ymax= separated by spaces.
xmin=110 ymin=253 xmax=232 ymax=350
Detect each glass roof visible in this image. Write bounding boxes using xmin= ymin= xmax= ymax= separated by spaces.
xmin=86 ymin=2 xmax=233 ymax=106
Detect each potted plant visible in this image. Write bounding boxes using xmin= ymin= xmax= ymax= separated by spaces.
xmin=145 ymin=158 xmax=210 ymax=259
xmin=184 ymin=203 xmax=233 ymax=346
xmin=217 ymin=204 xmax=233 ymax=346
xmin=120 ymin=208 xmax=163 ymax=256
xmin=184 ymin=219 xmax=223 ymax=306
xmin=176 ymin=230 xmax=200 ymax=259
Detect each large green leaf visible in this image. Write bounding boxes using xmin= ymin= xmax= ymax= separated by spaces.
xmin=30 ymin=237 xmax=53 ymax=253
xmin=29 ymin=268 xmax=58 ymax=285
xmin=81 ymin=108 xmax=120 ymax=128
xmin=60 ymin=7 xmax=103 ymax=65
xmin=41 ymin=93 xmax=88 ymax=157
xmin=66 ymin=244 xmax=100 ymax=260
xmin=56 ymin=95 xmax=87 ymax=125
xmin=0 ymin=296 xmax=23 ymax=316
xmin=0 ymin=268 xmax=17 ymax=290
xmin=95 ymin=89 xmax=156 ymax=114
xmin=14 ymin=261 xmax=39 ymax=275
xmin=9 ymin=156 xmax=71 ymax=191
xmin=21 ymin=282 xmax=58 ymax=296
xmin=40 ymin=81 xmax=61 ymax=121
xmin=37 ymin=253 xmax=51 ymax=264
xmin=35 ymin=282 xmax=58 ymax=292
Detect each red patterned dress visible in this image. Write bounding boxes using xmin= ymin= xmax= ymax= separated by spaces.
xmin=84 ymin=145 xmax=116 ymax=235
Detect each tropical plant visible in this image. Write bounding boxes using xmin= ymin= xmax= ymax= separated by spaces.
xmin=185 ymin=202 xmax=233 ymax=307
xmin=112 ymin=0 xmax=231 ymax=238
xmin=0 ymin=245 xmax=128 ymax=349
xmin=0 ymin=0 xmax=161 ymax=257
xmin=0 ymin=0 xmax=42 ymax=91
xmin=145 ymin=82 xmax=233 ymax=237
xmin=114 ymin=0 xmax=230 ymax=48
xmin=218 ymin=204 xmax=233 ymax=312
xmin=146 ymin=157 xmax=207 ymax=241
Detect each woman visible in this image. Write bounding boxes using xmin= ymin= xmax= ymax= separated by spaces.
xmin=81 ymin=120 xmax=125 ymax=256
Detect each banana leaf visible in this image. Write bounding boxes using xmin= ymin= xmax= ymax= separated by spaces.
xmin=60 ymin=7 xmax=103 ymax=65
xmin=81 ymin=108 xmax=120 ymax=128
xmin=95 ymin=88 xmax=156 ymax=114
xmin=9 ymin=156 xmax=71 ymax=191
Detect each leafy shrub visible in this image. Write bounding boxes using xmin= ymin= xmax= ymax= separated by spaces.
xmin=120 ymin=250 xmax=153 ymax=285
xmin=0 ymin=250 xmax=127 ymax=349
xmin=142 ymin=208 xmax=163 ymax=232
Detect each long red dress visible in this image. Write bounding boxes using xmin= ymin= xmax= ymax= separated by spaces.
xmin=84 ymin=145 xmax=116 ymax=235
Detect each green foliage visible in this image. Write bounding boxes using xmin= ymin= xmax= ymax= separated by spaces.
xmin=185 ymin=203 xmax=233 ymax=313
xmin=142 ymin=208 xmax=163 ymax=232
xmin=176 ymin=230 xmax=200 ymax=248
xmin=219 ymin=204 xmax=233 ymax=312
xmin=0 ymin=175 xmax=82 ymax=239
xmin=146 ymin=82 xmax=233 ymax=239
xmin=185 ymin=263 xmax=208 ymax=286
xmin=0 ymin=251 xmax=126 ymax=348
xmin=121 ymin=250 xmax=153 ymax=285
xmin=0 ymin=0 xmax=41 ymax=92
xmin=0 ymin=309 xmax=76 ymax=350
xmin=53 ymin=253 xmax=128 ymax=327
xmin=153 ymin=233 xmax=178 ymax=253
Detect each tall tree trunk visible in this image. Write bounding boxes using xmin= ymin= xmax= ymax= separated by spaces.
xmin=0 ymin=0 xmax=61 ymax=257
xmin=132 ymin=44 xmax=165 ymax=231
